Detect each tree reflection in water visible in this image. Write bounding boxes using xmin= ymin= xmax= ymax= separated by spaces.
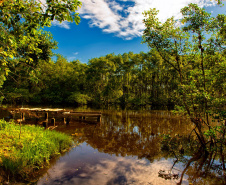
xmin=43 ymin=110 xmax=225 ymax=184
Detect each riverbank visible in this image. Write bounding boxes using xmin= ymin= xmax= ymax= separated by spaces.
xmin=0 ymin=120 xmax=73 ymax=183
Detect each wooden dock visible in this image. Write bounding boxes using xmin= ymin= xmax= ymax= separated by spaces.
xmin=8 ymin=108 xmax=102 ymax=127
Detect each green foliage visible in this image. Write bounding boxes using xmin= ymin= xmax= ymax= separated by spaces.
xmin=0 ymin=120 xmax=72 ymax=179
xmin=142 ymin=3 xmax=226 ymax=148
xmin=85 ymin=51 xmax=174 ymax=109
xmin=2 ymin=50 xmax=179 ymax=109
xmin=67 ymin=92 xmax=92 ymax=105
xmin=35 ymin=55 xmax=88 ymax=105
xmin=0 ymin=0 xmax=82 ymax=88
xmin=5 ymin=88 xmax=30 ymax=104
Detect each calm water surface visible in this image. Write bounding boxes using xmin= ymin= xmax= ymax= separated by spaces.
xmin=37 ymin=110 xmax=192 ymax=185
xmin=1 ymin=109 xmax=224 ymax=184
xmin=37 ymin=142 xmax=186 ymax=185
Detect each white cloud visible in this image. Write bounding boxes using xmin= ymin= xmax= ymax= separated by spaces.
xmin=78 ymin=0 xmax=217 ymax=40
xmin=38 ymin=0 xmax=47 ymax=12
xmin=41 ymin=0 xmax=218 ymax=39
xmin=68 ymin=52 xmax=79 ymax=61
xmin=52 ymin=20 xmax=71 ymax=29
xmin=37 ymin=155 xmax=184 ymax=185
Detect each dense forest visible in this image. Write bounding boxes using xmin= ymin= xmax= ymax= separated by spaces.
xmin=1 ymin=51 xmax=177 ymax=110
xmin=0 ymin=0 xmax=225 ymax=112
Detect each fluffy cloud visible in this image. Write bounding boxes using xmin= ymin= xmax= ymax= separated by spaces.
xmin=52 ymin=20 xmax=71 ymax=29
xmin=37 ymin=154 xmax=183 ymax=185
xmin=78 ymin=0 xmax=217 ymax=39
xmin=47 ymin=0 xmax=217 ymax=39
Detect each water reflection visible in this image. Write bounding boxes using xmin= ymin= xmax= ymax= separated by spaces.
xmin=37 ymin=142 xmax=186 ymax=185
xmin=37 ymin=110 xmax=194 ymax=185
xmin=56 ymin=110 xmax=192 ymax=160
xmin=0 ymin=108 xmax=225 ymax=184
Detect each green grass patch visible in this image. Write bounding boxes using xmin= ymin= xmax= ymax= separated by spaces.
xmin=0 ymin=119 xmax=73 ymax=180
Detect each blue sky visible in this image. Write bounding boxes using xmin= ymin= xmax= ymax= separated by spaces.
xmin=43 ymin=0 xmax=226 ymax=63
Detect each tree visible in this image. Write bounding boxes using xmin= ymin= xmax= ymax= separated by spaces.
xmin=142 ymin=3 xmax=226 ymax=151
xmin=86 ymin=54 xmax=118 ymax=107
xmin=32 ymin=55 xmax=88 ymax=105
xmin=0 ymin=0 xmax=82 ymax=88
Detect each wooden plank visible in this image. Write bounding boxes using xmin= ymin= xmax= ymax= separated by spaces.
xmin=67 ymin=113 xmax=101 ymax=117
xmin=52 ymin=109 xmax=64 ymax=112
xmin=19 ymin=108 xmax=64 ymax=112
xmin=29 ymin=108 xmax=42 ymax=111
xmin=42 ymin=109 xmax=64 ymax=112
xmin=19 ymin=108 xmax=30 ymax=110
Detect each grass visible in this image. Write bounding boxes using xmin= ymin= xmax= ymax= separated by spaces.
xmin=0 ymin=119 xmax=73 ymax=181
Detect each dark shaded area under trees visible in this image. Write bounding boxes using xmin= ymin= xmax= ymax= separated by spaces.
xmin=1 ymin=51 xmax=178 ymax=110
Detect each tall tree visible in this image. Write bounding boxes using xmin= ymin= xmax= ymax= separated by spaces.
xmin=142 ymin=3 xmax=226 ymax=150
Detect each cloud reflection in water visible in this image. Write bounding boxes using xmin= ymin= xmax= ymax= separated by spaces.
xmin=37 ymin=143 xmax=186 ymax=185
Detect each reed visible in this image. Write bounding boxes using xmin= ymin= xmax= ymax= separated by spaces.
xmin=0 ymin=120 xmax=72 ymax=180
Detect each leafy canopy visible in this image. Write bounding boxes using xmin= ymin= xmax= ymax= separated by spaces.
xmin=142 ymin=2 xmax=225 ymax=148
xmin=0 ymin=0 xmax=82 ymax=87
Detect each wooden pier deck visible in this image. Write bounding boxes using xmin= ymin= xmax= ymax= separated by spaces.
xmin=8 ymin=108 xmax=102 ymax=127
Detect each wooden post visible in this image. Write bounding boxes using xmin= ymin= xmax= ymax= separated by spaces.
xmin=45 ymin=112 xmax=48 ymax=121
xmin=21 ymin=112 xmax=25 ymax=121
xmin=19 ymin=120 xmax=21 ymax=139
xmin=63 ymin=118 xmax=66 ymax=124
xmin=51 ymin=118 xmax=55 ymax=126
xmin=43 ymin=121 xmax=48 ymax=128
xmin=66 ymin=117 xmax=70 ymax=125
xmin=97 ymin=115 xmax=101 ymax=122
